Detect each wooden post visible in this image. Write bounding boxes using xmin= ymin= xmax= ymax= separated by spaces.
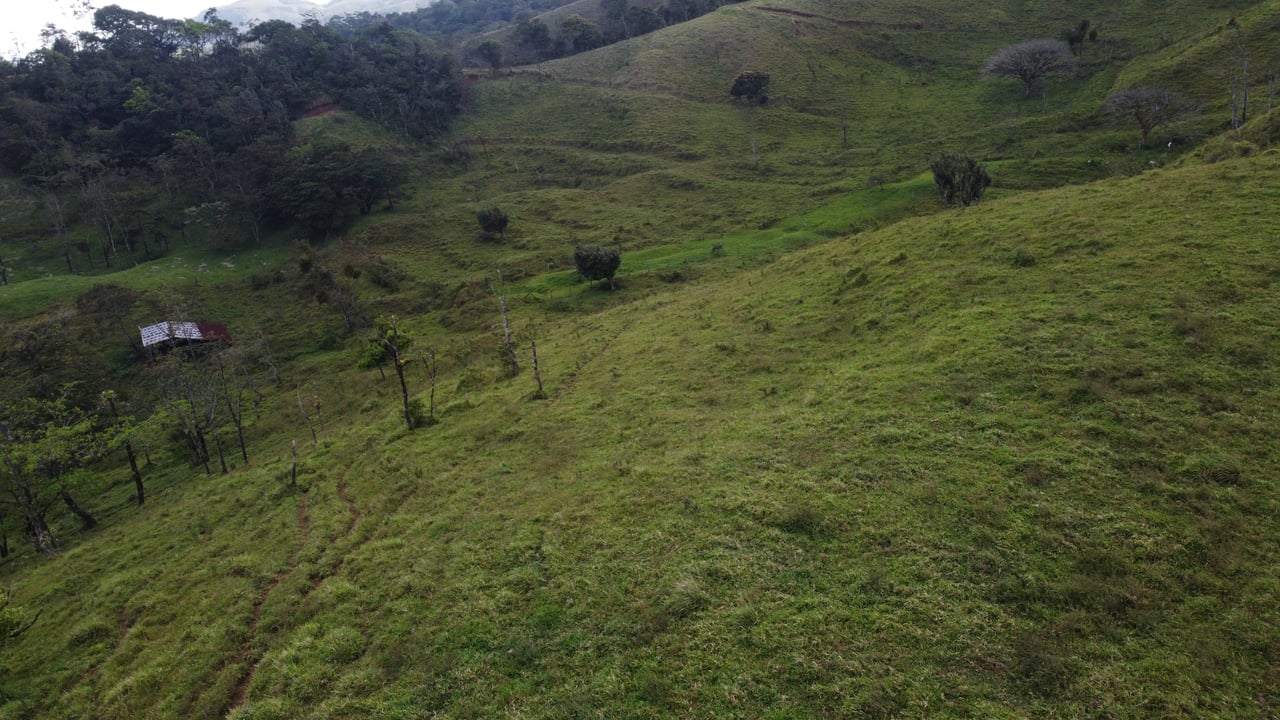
xmin=531 ymin=340 xmax=545 ymax=399
xmin=290 ymin=440 xmax=298 ymax=487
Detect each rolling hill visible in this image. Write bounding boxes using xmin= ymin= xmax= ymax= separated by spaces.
xmin=0 ymin=0 xmax=1278 ymax=717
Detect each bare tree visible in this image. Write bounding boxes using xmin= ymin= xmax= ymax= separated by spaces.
xmin=984 ymin=39 xmax=1077 ymax=96
xmin=1104 ymin=86 xmax=1195 ymax=147
xmin=491 ymin=280 xmax=520 ymax=377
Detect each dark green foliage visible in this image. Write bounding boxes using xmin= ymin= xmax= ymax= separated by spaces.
xmin=0 ymin=7 xmax=456 ymax=251
xmin=928 ymin=153 xmax=991 ymax=207
xmin=573 ymin=245 xmax=621 ymax=288
xmin=514 ymin=19 xmax=553 ymax=61
xmin=730 ymin=71 xmax=771 ymax=104
xmin=1062 ymin=20 xmax=1093 ymax=56
xmin=476 ymin=207 xmax=510 ymax=238
xmin=272 ymin=144 xmax=408 ymax=237
xmin=476 ymin=39 xmax=503 ymax=73
xmin=560 ymin=15 xmax=601 ymax=53
xmin=1011 ymin=248 xmax=1037 ymax=267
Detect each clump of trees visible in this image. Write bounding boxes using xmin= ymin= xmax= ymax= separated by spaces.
xmin=983 ymin=39 xmax=1077 ymax=95
xmin=1104 ymin=86 xmax=1195 ymax=147
xmin=0 ymin=6 xmax=460 ymax=263
xmin=928 ymin=153 xmax=991 ymax=207
xmin=731 ymin=71 xmax=771 ymax=104
xmin=574 ymin=245 xmax=622 ymax=289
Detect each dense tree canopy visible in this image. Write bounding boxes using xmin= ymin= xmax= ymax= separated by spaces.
xmin=0 ymin=6 xmax=461 ymax=257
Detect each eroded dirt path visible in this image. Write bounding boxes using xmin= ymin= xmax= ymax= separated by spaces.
xmin=223 ymin=491 xmax=312 ymax=715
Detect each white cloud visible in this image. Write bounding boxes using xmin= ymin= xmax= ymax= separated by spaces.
xmin=1 ymin=1 xmax=258 ymax=57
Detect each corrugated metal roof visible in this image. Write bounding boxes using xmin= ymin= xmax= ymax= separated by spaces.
xmin=140 ymin=321 xmax=230 ymax=348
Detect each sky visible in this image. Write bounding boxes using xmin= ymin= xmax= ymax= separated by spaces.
xmin=1 ymin=0 xmax=233 ymax=57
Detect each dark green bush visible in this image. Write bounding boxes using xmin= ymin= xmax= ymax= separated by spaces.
xmin=573 ymin=245 xmax=621 ymax=288
xmin=929 ymin=152 xmax=991 ymax=207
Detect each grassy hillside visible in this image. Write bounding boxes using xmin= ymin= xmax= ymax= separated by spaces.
xmin=2 ymin=0 xmax=1280 ymax=718
xmin=2 ymin=148 xmax=1279 ymax=719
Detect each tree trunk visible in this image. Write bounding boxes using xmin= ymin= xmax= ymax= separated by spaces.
xmin=16 ymin=488 xmax=56 ymax=554
xmin=60 ymin=490 xmax=97 ymax=531
xmin=125 ymin=440 xmax=144 ymax=506
xmin=214 ymin=432 xmax=228 ymax=474
xmin=531 ymin=340 xmax=545 ymax=398
xmin=196 ymin=429 xmax=211 ymax=475
xmin=394 ymin=355 xmax=413 ymax=430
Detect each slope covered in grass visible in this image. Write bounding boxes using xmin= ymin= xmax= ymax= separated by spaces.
xmin=4 ymin=149 xmax=1279 ymax=718
xmin=2 ymin=1 xmax=1279 ymax=717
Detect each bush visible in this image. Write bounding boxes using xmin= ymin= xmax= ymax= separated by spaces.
xmin=929 ymin=153 xmax=991 ymax=207
xmin=573 ymin=245 xmax=621 ymax=289
xmin=476 ymin=207 xmax=509 ymax=238
xmin=730 ymin=71 xmax=770 ymax=104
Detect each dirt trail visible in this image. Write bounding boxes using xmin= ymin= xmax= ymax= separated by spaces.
xmin=223 ymin=490 xmax=312 ymax=715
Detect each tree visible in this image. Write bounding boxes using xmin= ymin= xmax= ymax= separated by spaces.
xmin=574 ymin=245 xmax=622 ymax=289
xmin=360 ymin=315 xmax=416 ymax=430
xmin=1104 ymin=86 xmax=1194 ymax=147
xmin=928 ymin=153 xmax=991 ymax=207
xmin=515 ymin=19 xmax=552 ymax=61
xmin=0 ymin=390 xmax=109 ymax=553
xmin=100 ymin=390 xmax=145 ymax=506
xmin=476 ymin=40 xmax=503 ymax=75
xmin=559 ymin=16 xmax=600 ymax=54
xmin=730 ymin=71 xmax=771 ymax=104
xmin=476 ymin=206 xmax=509 ymax=239
xmin=983 ymin=39 xmax=1077 ymax=96
xmin=1062 ymin=20 xmax=1095 ymax=57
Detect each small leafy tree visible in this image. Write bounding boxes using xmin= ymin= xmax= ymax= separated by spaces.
xmin=573 ymin=245 xmax=622 ymax=289
xmin=360 ymin=315 xmax=416 ymax=430
xmin=0 ymin=390 xmax=110 ymax=553
xmin=1104 ymin=86 xmax=1194 ymax=147
xmin=928 ymin=153 xmax=991 ymax=207
xmin=476 ymin=39 xmax=503 ymax=74
xmin=559 ymin=15 xmax=600 ymax=53
xmin=476 ymin=207 xmax=509 ymax=239
xmin=731 ymin=71 xmax=771 ymax=104
xmin=984 ymin=39 xmax=1077 ymax=96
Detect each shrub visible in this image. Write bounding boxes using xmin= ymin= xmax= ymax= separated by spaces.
xmin=730 ymin=71 xmax=770 ymax=104
xmin=573 ymin=245 xmax=621 ymax=289
xmin=1011 ymin=247 xmax=1037 ymax=267
xmin=476 ymin=207 xmax=509 ymax=238
xmin=929 ymin=153 xmax=991 ymax=206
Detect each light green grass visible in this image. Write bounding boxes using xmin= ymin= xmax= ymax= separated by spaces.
xmin=2 ymin=2 xmax=1280 ymax=718
xmin=4 ymin=150 xmax=1280 ymax=720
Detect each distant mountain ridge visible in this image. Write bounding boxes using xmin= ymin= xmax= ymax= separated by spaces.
xmin=212 ymin=0 xmax=431 ymax=26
